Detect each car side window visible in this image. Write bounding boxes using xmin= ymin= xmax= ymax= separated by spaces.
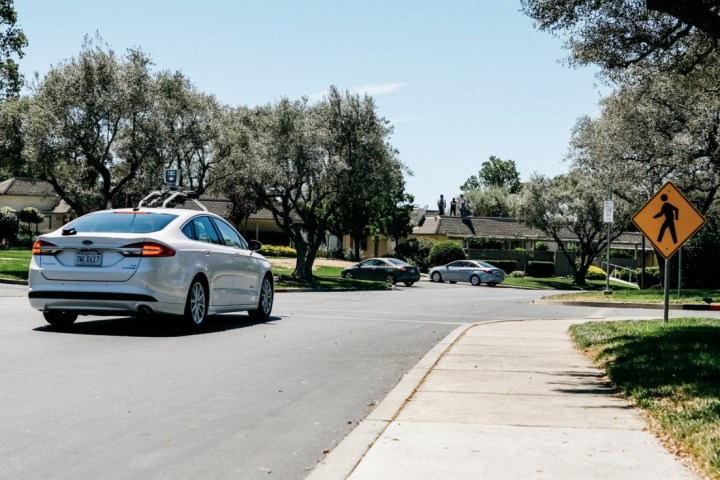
xmin=191 ymin=216 xmax=222 ymax=244
xmin=181 ymin=222 xmax=195 ymax=239
xmin=212 ymin=218 xmax=248 ymax=249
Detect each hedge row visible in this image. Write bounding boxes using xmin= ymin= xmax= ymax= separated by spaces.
xmin=526 ymin=261 xmax=555 ymax=278
xmin=259 ymin=244 xmax=297 ymax=257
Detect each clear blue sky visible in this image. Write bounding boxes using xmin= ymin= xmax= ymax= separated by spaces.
xmin=15 ymin=0 xmax=608 ymax=209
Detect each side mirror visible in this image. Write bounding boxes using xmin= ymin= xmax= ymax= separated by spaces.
xmin=248 ymin=240 xmax=262 ymax=251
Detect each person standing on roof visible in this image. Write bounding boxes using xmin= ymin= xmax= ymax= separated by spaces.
xmin=437 ymin=194 xmax=446 ymax=216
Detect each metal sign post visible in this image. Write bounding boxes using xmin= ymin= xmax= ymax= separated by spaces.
xmin=603 ymin=198 xmax=613 ymax=295
xmin=632 ymin=182 xmax=706 ymax=324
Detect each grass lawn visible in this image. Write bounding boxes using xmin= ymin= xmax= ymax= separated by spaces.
xmin=271 ymin=264 xmax=390 ymax=290
xmin=570 ymin=318 xmax=720 ymax=479
xmin=0 ymin=248 xmax=31 ymax=281
xmin=503 ymin=275 xmax=639 ymax=291
xmin=544 ymin=288 xmax=720 ymax=304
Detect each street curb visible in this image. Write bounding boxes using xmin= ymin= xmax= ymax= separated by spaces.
xmin=0 ymin=278 xmax=27 ymax=286
xmin=534 ymin=298 xmax=720 ymax=311
xmin=304 ymin=323 xmax=473 ymax=480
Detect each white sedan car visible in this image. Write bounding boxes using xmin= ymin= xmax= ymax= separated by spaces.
xmin=28 ymin=208 xmax=274 ymax=327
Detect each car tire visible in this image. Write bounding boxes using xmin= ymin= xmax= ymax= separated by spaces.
xmin=43 ymin=310 xmax=78 ymax=327
xmin=488 ymin=282 xmax=497 ymax=287
xmin=470 ymin=275 xmax=481 ymax=286
xmin=385 ymin=274 xmax=396 ymax=285
xmin=249 ymin=274 xmax=274 ymax=320
xmin=185 ymin=277 xmax=208 ymax=326
xmin=403 ymin=281 xmax=414 ymax=286
xmin=431 ymin=272 xmax=443 ymax=283
xmin=343 ymin=271 xmax=354 ymax=279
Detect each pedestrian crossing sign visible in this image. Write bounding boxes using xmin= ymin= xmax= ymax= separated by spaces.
xmin=632 ymin=181 xmax=706 ymax=259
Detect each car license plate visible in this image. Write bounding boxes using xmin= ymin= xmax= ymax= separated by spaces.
xmin=75 ymin=251 xmax=102 ymax=266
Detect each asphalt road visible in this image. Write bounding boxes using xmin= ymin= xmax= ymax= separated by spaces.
xmin=1 ymin=281 xmax=716 ymax=480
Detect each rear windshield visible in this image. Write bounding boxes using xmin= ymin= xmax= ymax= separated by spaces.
xmin=387 ymin=258 xmax=410 ymax=266
xmin=67 ymin=212 xmax=178 ymax=233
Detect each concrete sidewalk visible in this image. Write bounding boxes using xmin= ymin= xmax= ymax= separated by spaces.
xmin=306 ymin=319 xmax=699 ymax=480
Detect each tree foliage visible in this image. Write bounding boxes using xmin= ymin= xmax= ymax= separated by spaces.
xmin=521 ymin=0 xmax=720 ymax=80
xmin=518 ymin=170 xmax=632 ymax=285
xmin=461 ymin=155 xmax=521 ymax=193
xmin=20 ymin=38 xmax=227 ymax=214
xmin=221 ymin=89 xmax=409 ymax=278
xmin=0 ymin=0 xmax=26 ymax=101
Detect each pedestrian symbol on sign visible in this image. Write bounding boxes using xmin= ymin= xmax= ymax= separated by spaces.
xmin=653 ymin=194 xmax=679 ymax=244
xmin=632 ymin=182 xmax=705 ymax=259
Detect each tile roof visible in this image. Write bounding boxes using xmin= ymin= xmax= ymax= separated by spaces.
xmin=0 ymin=177 xmax=57 ymax=197
xmin=413 ymin=215 xmax=649 ymax=248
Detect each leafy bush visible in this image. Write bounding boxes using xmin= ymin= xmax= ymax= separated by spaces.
xmin=482 ymin=260 xmax=517 ymax=274
xmin=467 ymin=238 xmax=502 ymax=249
xmin=15 ymin=232 xmax=36 ymax=248
xmin=609 ymin=249 xmax=633 ymax=259
xmin=585 ymin=265 xmax=607 ymax=280
xmin=259 ymin=244 xmax=297 ymax=257
xmin=0 ymin=207 xmax=18 ymax=245
xmin=395 ymin=238 xmax=436 ymax=271
xmin=535 ymin=241 xmax=549 ymax=251
xmin=18 ymin=207 xmax=45 ymax=226
xmin=428 ymin=240 xmax=466 ymax=266
xmin=639 ymin=266 xmax=661 ymax=289
xmin=526 ymin=261 xmax=555 ymax=278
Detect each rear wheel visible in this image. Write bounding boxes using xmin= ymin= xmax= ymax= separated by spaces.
xmin=342 ymin=271 xmax=354 ymax=279
xmin=403 ymin=281 xmax=415 ymax=287
xmin=249 ymin=275 xmax=274 ymax=320
xmin=470 ymin=275 xmax=481 ymax=286
xmin=431 ymin=272 xmax=443 ymax=283
xmin=185 ymin=278 xmax=208 ymax=326
xmin=43 ymin=311 xmax=78 ymax=327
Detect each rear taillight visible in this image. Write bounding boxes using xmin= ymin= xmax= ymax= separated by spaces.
xmin=121 ymin=242 xmax=176 ymax=257
xmin=395 ymin=266 xmax=407 ymax=271
xmin=32 ymin=240 xmax=60 ymax=256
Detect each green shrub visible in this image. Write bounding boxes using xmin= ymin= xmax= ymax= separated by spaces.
xmin=639 ymin=266 xmax=661 ymax=289
xmin=428 ymin=240 xmax=466 ymax=266
xmin=535 ymin=241 xmax=549 ymax=251
xmin=482 ymin=260 xmax=517 ymax=274
xmin=0 ymin=207 xmax=18 ymax=245
xmin=585 ymin=265 xmax=607 ymax=280
xmin=609 ymin=249 xmax=633 ymax=259
xmin=395 ymin=238 xmax=436 ymax=271
xmin=467 ymin=238 xmax=502 ymax=249
xmin=259 ymin=244 xmax=297 ymax=257
xmin=526 ymin=261 xmax=555 ymax=278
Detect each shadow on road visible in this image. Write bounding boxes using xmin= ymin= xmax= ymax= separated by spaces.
xmin=34 ymin=313 xmax=284 ymax=337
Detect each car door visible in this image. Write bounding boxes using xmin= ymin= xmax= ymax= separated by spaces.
xmin=444 ymin=261 xmax=463 ymax=281
xmin=186 ymin=216 xmax=235 ymax=306
xmin=457 ymin=261 xmax=476 ymax=283
xmin=211 ymin=218 xmax=260 ymax=307
xmin=354 ymin=259 xmax=374 ymax=280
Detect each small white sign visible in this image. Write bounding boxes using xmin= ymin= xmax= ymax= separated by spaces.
xmin=604 ymin=200 xmax=614 ymax=223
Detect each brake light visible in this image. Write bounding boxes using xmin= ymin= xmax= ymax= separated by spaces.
xmin=395 ymin=266 xmax=407 ymax=271
xmin=32 ymin=240 xmax=60 ymax=256
xmin=121 ymin=242 xmax=176 ymax=257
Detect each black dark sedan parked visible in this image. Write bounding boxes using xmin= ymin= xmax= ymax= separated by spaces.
xmin=341 ymin=258 xmax=421 ymax=286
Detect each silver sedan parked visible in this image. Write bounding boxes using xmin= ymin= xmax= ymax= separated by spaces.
xmin=428 ymin=260 xmax=505 ymax=286
xmin=28 ymin=208 xmax=274 ymax=327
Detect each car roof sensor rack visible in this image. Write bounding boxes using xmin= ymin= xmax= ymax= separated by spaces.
xmin=135 ymin=189 xmax=204 ymax=211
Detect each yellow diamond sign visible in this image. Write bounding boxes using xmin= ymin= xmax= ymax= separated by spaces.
xmin=632 ymin=181 xmax=706 ymax=259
